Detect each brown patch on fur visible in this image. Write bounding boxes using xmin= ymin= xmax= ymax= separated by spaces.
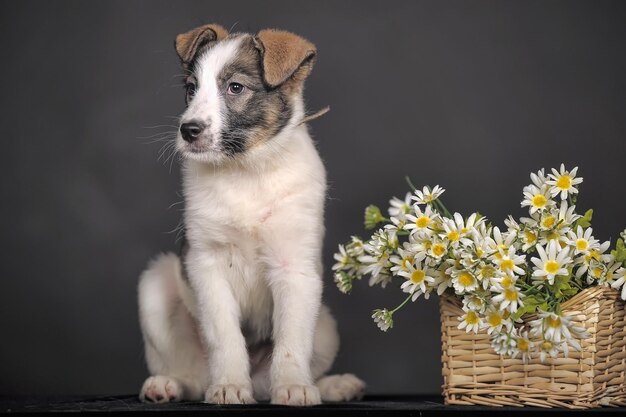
xmin=254 ymin=29 xmax=316 ymax=89
xmin=175 ymin=24 xmax=229 ymax=69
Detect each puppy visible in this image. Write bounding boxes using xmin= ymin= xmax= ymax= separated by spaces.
xmin=137 ymin=24 xmax=365 ymax=406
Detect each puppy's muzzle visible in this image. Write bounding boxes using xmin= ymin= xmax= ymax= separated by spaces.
xmin=180 ymin=121 xmax=205 ymax=143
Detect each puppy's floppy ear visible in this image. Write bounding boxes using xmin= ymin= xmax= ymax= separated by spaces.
xmin=254 ymin=29 xmax=317 ymax=88
xmin=175 ymin=24 xmax=229 ymax=69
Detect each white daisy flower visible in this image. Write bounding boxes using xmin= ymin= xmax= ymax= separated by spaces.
xmin=334 ymin=271 xmax=353 ymax=294
xmin=575 ymin=241 xmax=612 ymax=278
xmin=530 ymin=168 xmax=548 ymax=189
xmin=529 ymin=310 xmax=588 ymax=344
xmin=556 ymin=200 xmax=580 ymax=229
xmin=389 ymin=246 xmax=422 ymax=274
xmin=521 ymin=185 xmax=555 ymax=214
xmin=504 ymin=215 xmax=521 ymax=235
xmin=566 ymin=226 xmax=599 ymax=255
xmin=458 ymin=310 xmax=483 ymax=333
xmin=493 ymin=246 xmax=526 ymax=276
xmin=462 ymin=293 xmax=487 ymax=313
xmin=537 ymin=339 xmax=560 ymax=362
xmin=491 ymin=284 xmax=524 ymax=312
xmin=491 ymin=331 xmax=517 ymax=356
xmin=346 ymin=236 xmax=365 ymax=257
xmin=512 ymin=331 xmax=533 ymax=363
xmin=432 ymin=268 xmax=453 ymax=296
xmin=490 ymin=226 xmax=517 ymax=258
xmin=598 ymin=262 xmax=625 ymax=287
xmin=372 ymin=309 xmax=393 ymax=332
xmin=388 ymin=192 xmax=413 ymax=218
xmin=404 ymin=204 xmax=439 ymax=233
xmin=531 ymin=241 xmax=572 ymax=286
xmin=441 ymin=213 xmax=482 ymax=246
xmin=537 ymin=224 xmax=570 ymax=247
xmin=332 ymin=244 xmax=350 ymax=271
xmin=398 ymin=260 xmax=436 ymax=300
xmin=451 ymin=269 xmax=479 ymax=294
xmin=546 ymin=164 xmax=583 ymax=200
xmin=427 ymin=238 xmax=448 ymax=259
xmin=489 ymin=273 xmax=517 ymax=291
xmin=520 ymin=227 xmax=539 ymax=252
xmin=412 ymin=185 xmax=445 ymax=205
xmin=482 ymin=306 xmax=512 ymax=335
xmin=538 ymin=208 xmax=559 ymax=230
xmin=609 ymin=265 xmax=626 ymax=299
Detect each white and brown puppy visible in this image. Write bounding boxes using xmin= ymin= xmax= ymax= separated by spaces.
xmin=137 ymin=24 xmax=365 ymax=406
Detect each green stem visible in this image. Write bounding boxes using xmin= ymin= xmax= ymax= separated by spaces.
xmin=391 ymin=293 xmax=414 ymax=314
xmin=405 ymin=176 xmax=418 ymax=193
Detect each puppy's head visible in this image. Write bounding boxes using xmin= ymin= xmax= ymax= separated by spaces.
xmin=174 ymin=24 xmax=316 ymax=164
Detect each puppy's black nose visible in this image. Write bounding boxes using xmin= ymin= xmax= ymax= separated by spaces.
xmin=180 ymin=122 xmax=204 ymax=143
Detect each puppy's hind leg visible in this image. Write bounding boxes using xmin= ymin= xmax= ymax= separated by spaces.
xmin=312 ymin=306 xmax=366 ymax=402
xmin=138 ymin=253 xmax=207 ymax=403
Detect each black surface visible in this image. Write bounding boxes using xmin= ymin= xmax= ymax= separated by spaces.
xmin=1 ymin=395 xmax=625 ymax=416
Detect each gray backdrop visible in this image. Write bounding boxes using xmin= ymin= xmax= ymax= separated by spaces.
xmin=1 ymin=0 xmax=625 ymax=396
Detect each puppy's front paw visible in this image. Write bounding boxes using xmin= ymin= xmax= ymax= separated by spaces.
xmin=271 ymin=384 xmax=321 ymax=406
xmin=139 ymin=375 xmax=183 ymax=403
xmin=205 ymin=384 xmax=256 ymax=405
xmin=317 ymin=374 xmax=366 ymax=401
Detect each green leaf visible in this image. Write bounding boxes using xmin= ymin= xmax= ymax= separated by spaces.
xmin=550 ymin=274 xmax=579 ymax=300
xmin=575 ymin=209 xmax=593 ymax=229
xmin=611 ymin=238 xmax=626 ymax=264
xmin=364 ymin=205 xmax=385 ymax=230
xmin=511 ymin=295 xmax=542 ymax=320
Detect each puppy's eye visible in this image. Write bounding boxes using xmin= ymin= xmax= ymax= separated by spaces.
xmin=185 ymin=83 xmax=197 ymax=101
xmin=227 ymin=82 xmax=245 ymax=95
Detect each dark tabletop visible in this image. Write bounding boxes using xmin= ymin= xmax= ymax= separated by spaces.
xmin=1 ymin=395 xmax=625 ymax=416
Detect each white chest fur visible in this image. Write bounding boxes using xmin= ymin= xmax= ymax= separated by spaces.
xmin=181 ymin=125 xmax=326 ymax=342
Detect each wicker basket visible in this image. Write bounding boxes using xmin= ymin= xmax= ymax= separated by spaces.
xmin=440 ymin=286 xmax=626 ymax=408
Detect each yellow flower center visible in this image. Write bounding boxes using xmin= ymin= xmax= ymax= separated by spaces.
xmin=546 ymin=315 xmax=561 ymax=328
xmin=481 ymin=265 xmax=496 ymax=279
xmin=545 ymin=260 xmax=560 ymax=274
xmin=542 ymin=216 xmax=556 ymax=228
xmin=458 ymin=272 xmax=474 ymax=287
xmin=461 ymin=227 xmax=469 ymax=234
xmin=476 ymin=248 xmax=485 ymax=257
xmin=411 ymin=269 xmax=426 ymax=284
xmin=500 ymin=259 xmax=514 ymax=271
xmin=525 ymin=231 xmax=537 ymax=243
xmin=487 ymin=313 xmax=502 ymax=327
xmin=504 ymin=288 xmax=518 ymax=301
xmin=416 ymin=215 xmax=430 ymax=228
xmin=447 ymin=231 xmax=460 ymax=241
xmin=517 ymin=338 xmax=529 ymax=351
xmin=556 ymin=175 xmax=571 ymax=190
xmin=471 ymin=296 xmax=483 ymax=307
xmin=465 ymin=311 xmax=479 ymax=325
xmin=494 ymin=245 xmax=508 ymax=260
xmin=432 ymin=244 xmax=446 ymax=257
xmin=501 ymin=275 xmax=513 ymax=288
xmin=532 ymin=194 xmax=547 ymax=208
xmin=592 ymin=267 xmax=603 ymax=278
xmin=547 ymin=231 xmax=560 ymax=241
xmin=589 ymin=249 xmax=600 ymax=262
xmin=542 ymin=341 xmax=554 ymax=350
xmin=576 ymin=239 xmax=588 ymax=252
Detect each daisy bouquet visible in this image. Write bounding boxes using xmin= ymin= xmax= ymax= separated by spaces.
xmin=333 ymin=165 xmax=626 ymax=361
